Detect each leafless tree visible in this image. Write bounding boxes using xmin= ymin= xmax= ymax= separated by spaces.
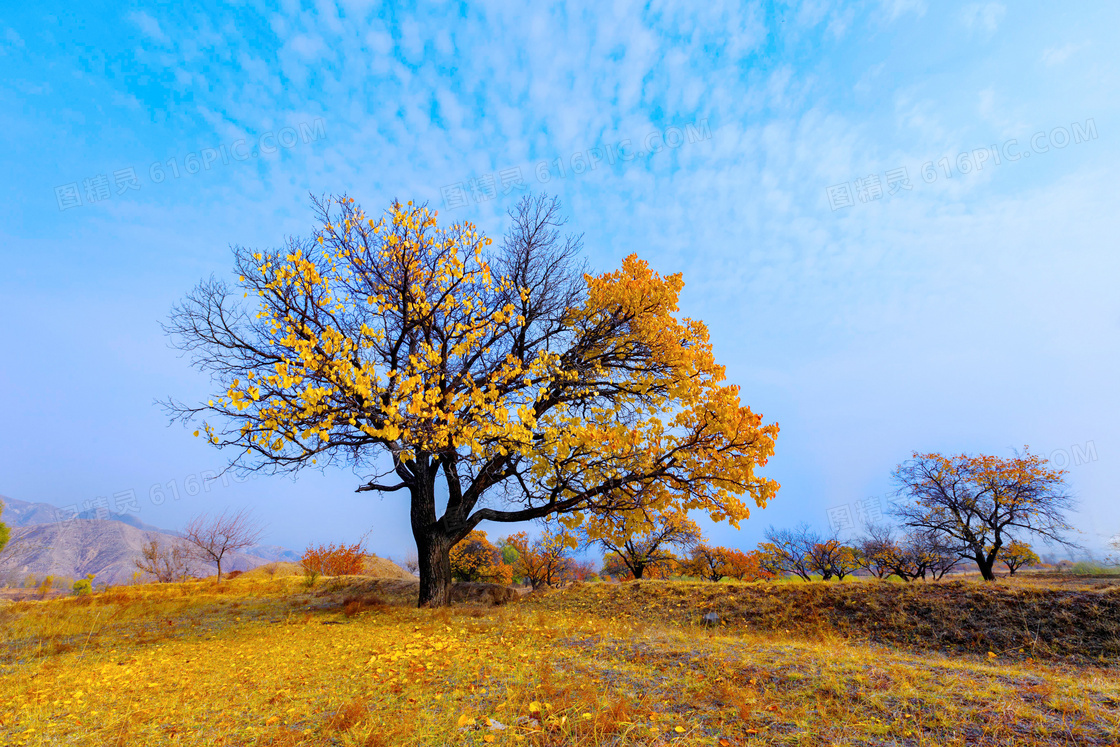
xmin=760 ymin=523 xmax=821 ymax=580
xmin=134 ymin=535 xmax=194 ymax=582
xmin=403 ymin=552 xmax=419 ymax=575
xmin=856 ymin=523 xmax=899 ymax=579
xmin=182 ymin=509 xmax=264 ymax=580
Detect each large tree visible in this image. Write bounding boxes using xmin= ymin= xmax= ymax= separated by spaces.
xmin=892 ymin=450 xmax=1075 ymax=581
xmin=165 ymin=194 xmax=779 ymax=607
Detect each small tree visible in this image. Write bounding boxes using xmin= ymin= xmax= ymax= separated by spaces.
xmin=906 ymin=529 xmax=963 ymax=580
xmin=721 ymin=548 xmax=773 ymax=582
xmin=682 ymin=544 xmax=730 ymax=582
xmin=504 ymin=529 xmax=570 ymax=589
xmin=1000 ymin=540 xmax=1040 ymax=576
xmin=182 ymin=509 xmax=264 ymax=581
xmin=759 ymin=524 xmax=819 ymax=580
xmin=404 ymin=553 xmax=419 ymax=575
xmin=601 ymin=552 xmax=633 ymax=581
xmin=581 ymin=508 xmax=701 ymax=580
xmin=449 ymin=530 xmax=512 ymax=584
xmin=0 ymin=500 xmax=9 ymax=555
xmin=893 ymin=449 xmax=1076 ymax=581
xmin=857 ymin=524 xmax=900 ymax=579
xmin=134 ymin=536 xmax=193 ymax=582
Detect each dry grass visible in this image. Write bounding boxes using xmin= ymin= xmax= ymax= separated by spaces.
xmin=531 ymin=577 xmax=1120 ymax=665
xmin=0 ymin=575 xmax=1117 ymax=745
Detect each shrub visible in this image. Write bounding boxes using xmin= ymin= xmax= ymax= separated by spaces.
xmin=302 ymin=542 xmax=367 ymax=577
xmin=72 ymin=577 xmax=93 ymax=596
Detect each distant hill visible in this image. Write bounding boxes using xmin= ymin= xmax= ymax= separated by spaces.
xmin=0 ymin=494 xmax=299 ymax=586
xmin=0 ymin=495 xmax=168 ymax=533
xmin=0 ymin=519 xmax=281 ymax=586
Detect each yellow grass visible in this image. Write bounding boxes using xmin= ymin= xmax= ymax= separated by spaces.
xmin=1 ymin=576 xmax=1118 ymax=746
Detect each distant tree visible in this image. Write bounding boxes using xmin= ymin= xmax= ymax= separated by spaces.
xmin=182 ymin=509 xmax=264 ymax=581
xmin=759 ymin=524 xmax=819 ymax=580
xmin=600 ymin=552 xmax=633 ymax=581
xmin=681 ymin=544 xmax=731 ymax=582
xmin=1000 ymin=540 xmax=1040 ymax=576
xmin=565 ymin=559 xmax=597 ymax=583
xmin=893 ymin=450 xmax=1076 ymax=581
xmin=503 ymin=529 xmax=569 ymax=589
xmin=857 ymin=524 xmax=962 ymax=582
xmin=134 ymin=536 xmax=193 ymax=583
xmin=720 ymin=548 xmax=773 ymax=582
xmin=449 ymin=530 xmax=512 ymax=584
xmin=907 ymin=530 xmax=964 ymax=580
xmin=163 ymin=195 xmax=780 ymax=607
xmin=580 ymin=508 xmax=701 ymax=580
xmin=0 ymin=500 xmax=9 ymax=555
xmin=404 ymin=552 xmax=419 ymax=575
xmin=857 ymin=524 xmax=901 ymax=579
xmin=804 ymin=538 xmax=863 ymax=581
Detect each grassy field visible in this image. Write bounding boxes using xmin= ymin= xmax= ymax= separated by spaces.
xmin=1 ymin=575 xmax=1118 ymax=746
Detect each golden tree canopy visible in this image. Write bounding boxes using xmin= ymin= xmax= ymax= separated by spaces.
xmin=167 ymin=194 xmax=779 ymax=605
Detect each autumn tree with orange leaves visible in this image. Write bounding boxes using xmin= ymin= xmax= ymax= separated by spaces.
xmin=503 ymin=528 xmax=570 ymax=589
xmin=579 ymin=507 xmax=701 ymax=580
xmin=892 ymin=450 xmax=1075 ymax=581
xmin=449 ymin=530 xmax=512 ymax=584
xmin=165 ymin=194 xmax=779 ymax=606
xmin=721 ymin=548 xmax=774 ymax=582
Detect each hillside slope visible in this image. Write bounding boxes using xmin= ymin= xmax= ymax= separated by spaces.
xmin=0 ymin=519 xmax=273 ymax=586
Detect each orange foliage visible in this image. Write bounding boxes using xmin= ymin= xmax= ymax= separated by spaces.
xmin=302 ymin=542 xmax=367 ymax=576
xmin=504 ymin=529 xmax=570 ymax=588
xmin=721 ymin=548 xmax=773 ymax=581
xmin=450 ymin=530 xmax=512 ymax=584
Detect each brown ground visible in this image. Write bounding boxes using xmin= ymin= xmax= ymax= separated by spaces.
xmin=524 ymin=576 xmax=1120 ymax=666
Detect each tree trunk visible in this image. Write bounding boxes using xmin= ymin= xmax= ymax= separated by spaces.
xmin=411 ymin=469 xmax=455 ymax=608
xmin=975 ymin=552 xmax=996 ymax=581
xmin=416 ymin=530 xmax=453 ymax=607
xmin=632 ymin=562 xmax=645 ymax=580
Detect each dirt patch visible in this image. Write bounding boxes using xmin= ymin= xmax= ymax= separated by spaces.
xmin=310 ymin=578 xmax=520 ymax=608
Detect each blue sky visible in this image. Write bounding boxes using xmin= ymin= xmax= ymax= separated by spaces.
xmin=1 ymin=1 xmax=1117 ymax=561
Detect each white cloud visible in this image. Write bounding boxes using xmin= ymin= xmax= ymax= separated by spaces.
xmin=127 ymin=10 xmax=169 ymax=44
xmin=1042 ymin=41 xmax=1089 ymax=66
xmin=960 ymin=2 xmax=1006 ymax=34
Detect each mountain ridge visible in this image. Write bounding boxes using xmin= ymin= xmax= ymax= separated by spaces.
xmin=0 ymin=494 xmax=299 ymax=585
